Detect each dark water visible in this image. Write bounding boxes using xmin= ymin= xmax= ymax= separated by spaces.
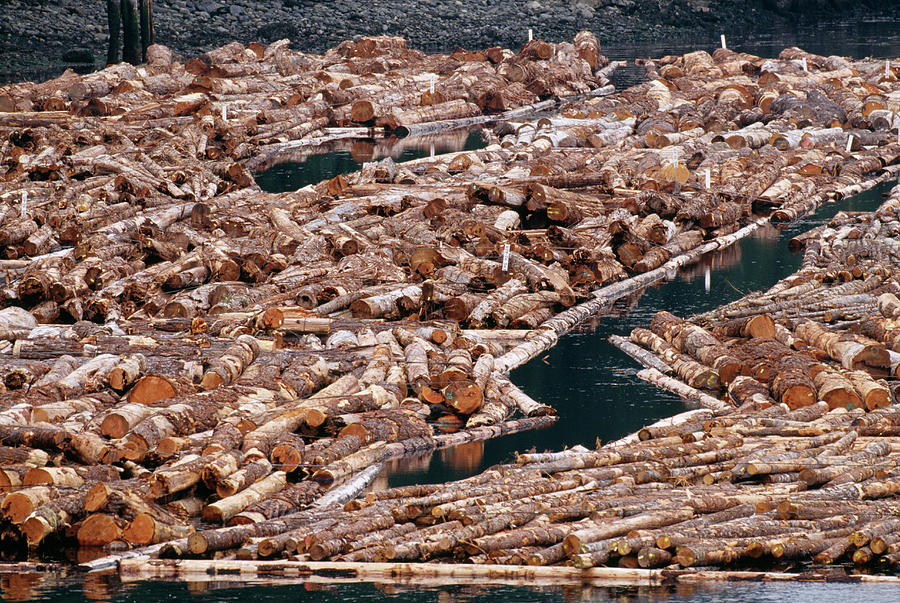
xmin=253 ymin=130 xmax=486 ymax=194
xmin=19 ymin=20 xmax=900 ymax=603
xmin=9 ymin=573 xmax=900 ymax=602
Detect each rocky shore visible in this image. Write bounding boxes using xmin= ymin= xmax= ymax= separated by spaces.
xmin=0 ymin=0 xmax=890 ymax=84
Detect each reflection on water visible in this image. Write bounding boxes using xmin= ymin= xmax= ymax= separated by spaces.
xmin=253 ymin=129 xmax=484 ymax=194
xmin=10 ymin=573 xmax=900 ymax=602
xmin=604 ymin=17 xmax=900 ymax=87
xmin=1 ymin=574 xmax=48 ymax=602
xmin=678 ymin=242 xmax=743 ymax=284
xmin=439 ymin=440 xmax=485 ymax=475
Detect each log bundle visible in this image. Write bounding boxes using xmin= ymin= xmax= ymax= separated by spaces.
xmin=0 ymin=34 xmax=899 ymax=575
xmin=1 ymin=42 xmax=899 ymax=337
xmin=623 ymin=185 xmax=900 ymax=413
xmin=110 ymin=185 xmax=900 ymax=573
xmin=0 ymin=312 xmax=564 ymax=554
xmin=108 ymin=374 xmax=900 ymax=574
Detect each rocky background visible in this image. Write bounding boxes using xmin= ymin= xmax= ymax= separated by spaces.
xmin=0 ymin=0 xmax=891 ymax=83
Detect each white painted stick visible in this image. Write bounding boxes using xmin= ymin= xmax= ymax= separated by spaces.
xmin=801 ymin=57 xmax=807 ymax=72
xmin=720 ymin=34 xmax=726 ymax=49
xmin=705 ymin=168 xmax=711 ymax=189
xmin=846 ymin=134 xmax=854 ymax=153
xmin=501 ymin=243 xmax=510 ymax=271
xmin=528 ymin=28 xmax=533 ymax=42
xmin=429 ymin=75 xmax=435 ymax=94
xmin=222 ymin=105 xmax=227 ymax=121
xmin=704 ymin=266 xmax=711 ymax=292
xmin=21 ymin=191 xmax=27 ymax=218
xmin=430 ymin=142 xmax=435 ymax=158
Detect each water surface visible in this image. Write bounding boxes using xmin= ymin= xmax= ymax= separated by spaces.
xmin=9 ymin=571 xmax=900 ymax=602
xmin=254 ymin=130 xmax=485 ymax=194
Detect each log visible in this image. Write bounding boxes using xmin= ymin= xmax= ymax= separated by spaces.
xmin=202 ymin=472 xmax=287 ymax=523
xmin=119 ymin=557 xmax=900 ymax=583
xmin=201 ymin=335 xmax=260 ymax=390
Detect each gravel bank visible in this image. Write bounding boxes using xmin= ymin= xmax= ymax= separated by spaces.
xmin=0 ymin=0 xmax=889 ymax=83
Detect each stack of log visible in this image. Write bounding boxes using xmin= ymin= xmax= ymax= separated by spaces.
xmin=0 ymin=33 xmax=609 ymax=157
xmin=622 ymin=182 xmax=900 ymax=413
xmin=99 ymin=183 xmax=900 ymax=573
xmin=1 ymin=35 xmax=900 ymax=570
xmin=108 ymin=377 xmax=900 ymax=572
xmin=0 ymin=311 xmax=559 ymax=553
xmin=2 ymin=42 xmax=899 ymax=338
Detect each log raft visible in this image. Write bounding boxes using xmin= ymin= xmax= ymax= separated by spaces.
xmin=1 ymin=34 xmax=900 ymax=586
xmin=94 ymin=183 xmax=900 ymax=581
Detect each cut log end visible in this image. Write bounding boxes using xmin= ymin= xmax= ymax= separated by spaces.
xmin=269 ymin=444 xmax=303 ymax=475
xmin=351 ymin=100 xmax=375 ymax=123
xmin=123 ymin=513 xmax=156 ymax=545
xmin=127 ymin=375 xmax=176 ymax=404
xmin=781 ymin=385 xmax=817 ymax=409
xmin=258 ymin=308 xmax=285 ymax=330
xmin=717 ymin=362 xmax=743 ymax=386
xmin=561 ymin=534 xmax=582 ymax=557
xmin=311 ymin=468 xmax=336 ymax=488
xmin=442 ymin=380 xmax=484 ymax=415
xmin=77 ymin=514 xmax=121 ymax=547
xmin=22 ymin=516 xmax=54 ymax=547
xmin=2 ymin=493 xmax=36 ymax=524
xmin=864 ymin=390 xmax=891 ymax=411
xmin=821 ymin=388 xmax=862 ymax=411
xmin=108 ymin=368 xmax=128 ymax=391
xmin=201 ymin=506 xmax=225 ymax=524
xmin=295 ymin=407 xmax=323 ymax=430
xmin=100 ymin=415 xmax=129 ymax=440
xmin=308 ymin=543 xmax=331 ymax=561
xmin=200 ymin=372 xmax=225 ymax=391
xmin=84 ymin=483 xmax=111 ymax=513
xmin=337 ymin=423 xmax=369 ymax=443
xmin=188 ymin=532 xmax=209 ymax=555
xmin=743 ymin=314 xmax=776 ymax=339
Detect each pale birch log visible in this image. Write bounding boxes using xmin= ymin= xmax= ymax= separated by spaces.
xmin=202 ymin=472 xmax=287 ymax=523
xmin=608 ymin=334 xmax=673 ymax=374
xmin=312 ymin=463 xmax=384 ymax=509
xmin=636 ymin=368 xmax=731 ymax=412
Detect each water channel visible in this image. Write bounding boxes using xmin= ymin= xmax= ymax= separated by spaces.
xmin=10 ymin=16 xmax=900 ymax=603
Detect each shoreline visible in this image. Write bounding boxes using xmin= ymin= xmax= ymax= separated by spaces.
xmin=1 ymin=0 xmax=892 ymax=84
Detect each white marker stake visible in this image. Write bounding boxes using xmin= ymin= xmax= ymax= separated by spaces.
xmin=801 ymin=57 xmax=807 ymax=73
xmin=502 ymin=243 xmax=510 ymax=272
xmin=429 ymin=75 xmax=435 ymax=95
xmin=720 ymin=34 xmax=726 ymax=49
xmin=222 ymin=105 xmax=227 ymax=121
xmin=705 ymin=168 xmax=711 ymax=189
xmin=704 ymin=266 xmax=711 ymax=293
xmin=430 ymin=143 xmax=435 ymax=158
xmin=528 ymin=28 xmax=533 ymax=42
xmin=21 ymin=191 xmax=27 ymax=217
xmin=846 ymin=134 xmax=854 ymax=153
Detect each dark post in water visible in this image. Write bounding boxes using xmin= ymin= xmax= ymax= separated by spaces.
xmin=108 ymin=0 xmax=154 ymax=65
